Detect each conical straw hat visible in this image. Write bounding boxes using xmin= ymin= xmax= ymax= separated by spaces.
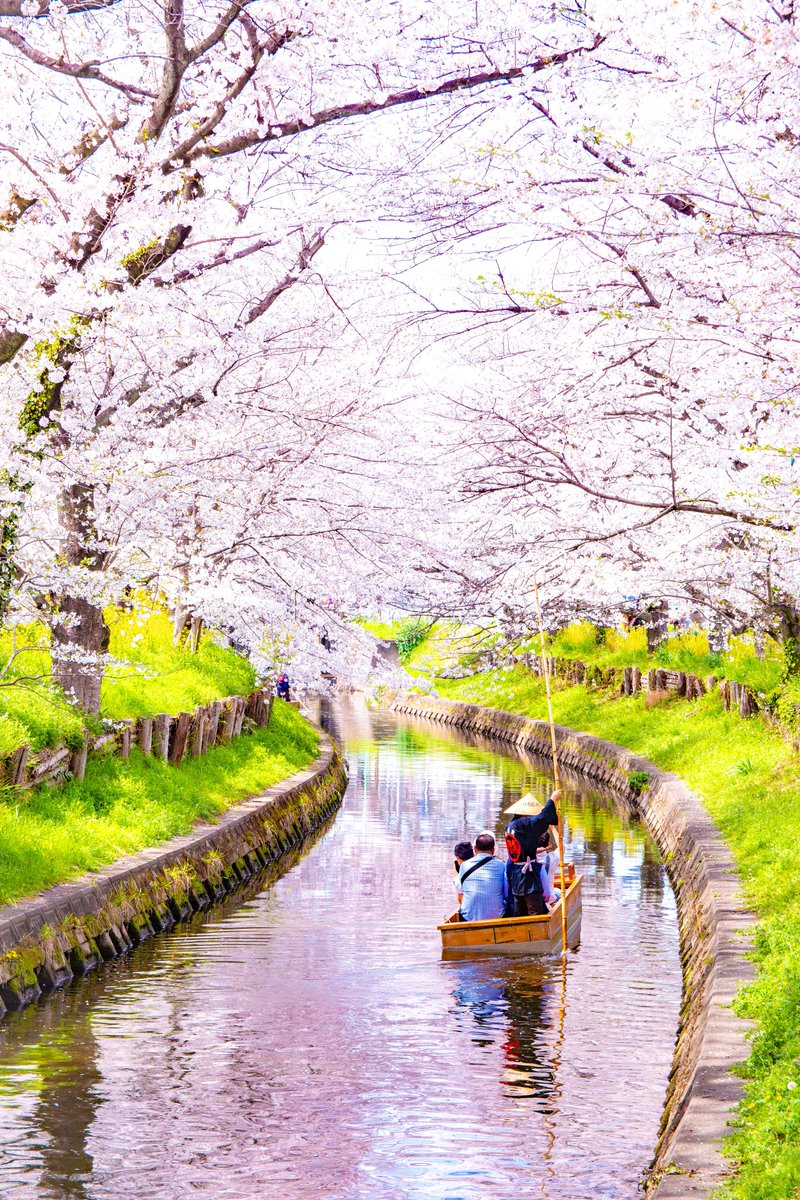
xmin=504 ymin=792 xmax=543 ymax=817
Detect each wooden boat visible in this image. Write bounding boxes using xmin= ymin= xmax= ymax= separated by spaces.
xmin=439 ymin=865 xmax=583 ymax=956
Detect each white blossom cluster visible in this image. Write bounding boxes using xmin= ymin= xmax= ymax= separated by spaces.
xmin=1 ymin=0 xmax=800 ymax=703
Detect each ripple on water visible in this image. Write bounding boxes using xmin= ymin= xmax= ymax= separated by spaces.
xmin=0 ymin=699 xmax=681 ymax=1200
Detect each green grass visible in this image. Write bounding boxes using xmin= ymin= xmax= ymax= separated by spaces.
xmin=102 ymin=605 xmax=256 ymax=719
xmin=0 ymin=699 xmax=317 ymax=905
xmin=0 ymin=625 xmax=86 ymax=756
xmin=391 ymin=616 xmax=783 ymax=694
xmin=0 ymin=604 xmax=257 ymax=756
xmin=355 ymin=617 xmax=406 ymax=641
xmin=401 ymin=619 xmax=501 ymax=675
xmin=434 ymin=663 xmax=800 ymax=1200
xmin=545 ymin=621 xmax=784 ymax=693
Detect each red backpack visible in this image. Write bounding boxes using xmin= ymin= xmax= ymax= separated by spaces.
xmin=505 ymin=829 xmax=522 ymax=863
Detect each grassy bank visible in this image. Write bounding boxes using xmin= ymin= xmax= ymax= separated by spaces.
xmin=0 ymin=699 xmax=317 ymax=906
xmin=427 ymin=663 xmax=800 ymax=1199
xmin=387 ymin=616 xmax=789 ymax=698
xmin=0 ymin=603 xmax=256 ymax=757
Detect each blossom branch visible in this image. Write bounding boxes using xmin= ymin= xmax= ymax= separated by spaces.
xmin=0 ymin=25 xmax=155 ymax=98
xmin=182 ymin=35 xmax=606 ymax=165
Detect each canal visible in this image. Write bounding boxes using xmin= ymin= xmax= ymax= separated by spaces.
xmin=0 ymin=701 xmax=682 ymax=1200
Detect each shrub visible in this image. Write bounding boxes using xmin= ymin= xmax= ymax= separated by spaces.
xmin=396 ymin=619 xmax=431 ymax=661
xmin=628 ymin=770 xmax=649 ymax=795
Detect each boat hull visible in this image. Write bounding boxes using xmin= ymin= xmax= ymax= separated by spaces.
xmin=439 ymin=875 xmax=583 ymax=956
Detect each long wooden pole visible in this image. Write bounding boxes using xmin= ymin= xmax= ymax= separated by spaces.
xmin=532 ymin=575 xmax=568 ymax=958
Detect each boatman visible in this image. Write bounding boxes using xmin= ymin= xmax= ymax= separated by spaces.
xmin=503 ymin=790 xmax=561 ymax=917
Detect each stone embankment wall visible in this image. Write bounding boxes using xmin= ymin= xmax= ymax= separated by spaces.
xmin=391 ymin=694 xmax=754 ymax=1200
xmin=2 ymin=687 xmax=274 ymax=792
xmin=0 ymin=733 xmax=347 ymax=1019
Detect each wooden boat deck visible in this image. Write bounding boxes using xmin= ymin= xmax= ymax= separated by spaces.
xmin=439 ymin=869 xmax=583 ymax=956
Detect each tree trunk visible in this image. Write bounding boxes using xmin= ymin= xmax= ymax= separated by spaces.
xmin=51 ymin=594 xmax=110 ymax=714
xmin=51 ymin=482 xmax=109 ymax=715
xmin=708 ymin=618 xmax=728 ymax=656
xmin=642 ymin=601 xmax=668 ymax=653
xmin=172 ymin=603 xmax=191 ymax=645
xmin=753 ymin=626 xmax=766 ymax=660
xmin=775 ymin=597 xmax=800 ymax=676
xmin=189 ymin=615 xmax=203 ymax=654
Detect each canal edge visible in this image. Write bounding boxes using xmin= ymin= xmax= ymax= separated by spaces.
xmin=390 ymin=693 xmax=755 ymax=1200
xmin=0 ymin=731 xmax=348 ymax=1018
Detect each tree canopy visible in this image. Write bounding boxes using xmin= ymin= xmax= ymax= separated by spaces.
xmin=2 ymin=0 xmax=800 ymax=703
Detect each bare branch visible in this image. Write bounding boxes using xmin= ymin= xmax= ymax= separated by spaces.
xmin=468 ymin=450 xmax=794 ymax=532
xmin=151 ymin=235 xmax=280 ymax=287
xmin=720 ymin=16 xmax=756 ymax=41
xmin=60 ymin=113 xmax=128 ymax=176
xmin=0 ymin=141 xmax=67 ymax=217
xmin=187 ymin=0 xmax=254 ymax=63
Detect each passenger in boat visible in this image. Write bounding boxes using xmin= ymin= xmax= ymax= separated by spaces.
xmin=454 ymin=834 xmax=508 ymax=922
xmin=503 ymin=790 xmax=561 ymax=916
xmin=536 ymin=830 xmax=561 ymax=906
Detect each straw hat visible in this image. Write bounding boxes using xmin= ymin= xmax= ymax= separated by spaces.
xmin=504 ymin=794 xmax=561 ymax=850
xmin=503 ymin=792 xmax=543 ymax=817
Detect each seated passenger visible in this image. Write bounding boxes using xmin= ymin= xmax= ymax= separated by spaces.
xmin=454 ymin=832 xmax=508 ymax=922
xmin=536 ymin=830 xmax=561 ymax=906
xmin=504 ymin=789 xmax=561 ymax=917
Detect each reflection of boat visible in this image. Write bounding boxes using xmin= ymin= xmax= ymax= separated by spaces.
xmin=439 ymin=866 xmax=582 ymax=955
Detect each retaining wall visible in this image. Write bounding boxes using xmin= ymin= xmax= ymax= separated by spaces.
xmin=391 ymin=693 xmax=754 ymax=1199
xmin=0 ymin=732 xmax=347 ymax=1019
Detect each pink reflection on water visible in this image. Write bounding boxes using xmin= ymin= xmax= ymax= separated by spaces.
xmin=0 ymin=700 xmax=681 ymax=1200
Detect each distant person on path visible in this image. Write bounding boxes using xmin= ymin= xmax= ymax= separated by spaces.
xmin=276 ymin=673 xmax=291 ymax=702
xmin=504 ymin=791 xmax=561 ymax=916
xmin=454 ymin=832 xmax=508 ymax=922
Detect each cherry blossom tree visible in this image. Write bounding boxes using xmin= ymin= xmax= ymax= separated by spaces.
xmin=380 ymin=0 xmax=800 ymax=653
xmin=0 ymin=0 xmax=605 ymax=709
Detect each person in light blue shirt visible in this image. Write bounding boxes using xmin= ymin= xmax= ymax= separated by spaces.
xmin=455 ymin=831 xmax=508 ymax=922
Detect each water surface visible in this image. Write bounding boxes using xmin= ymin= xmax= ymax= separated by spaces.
xmin=0 ymin=700 xmax=681 ymax=1199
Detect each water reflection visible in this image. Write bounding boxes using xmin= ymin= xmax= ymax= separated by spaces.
xmin=0 ymin=697 xmax=681 ymax=1200
xmin=449 ymin=958 xmax=556 ymax=1103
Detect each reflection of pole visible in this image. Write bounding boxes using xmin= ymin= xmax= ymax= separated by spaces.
xmin=532 ymin=576 xmax=568 ymax=958
xmin=541 ymin=955 xmax=568 ymax=1195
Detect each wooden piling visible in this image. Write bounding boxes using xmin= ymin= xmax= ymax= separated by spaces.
xmin=118 ymin=723 xmax=133 ymax=760
xmin=153 ymin=714 xmax=171 ymax=761
xmin=190 ymin=707 xmax=207 ymax=756
xmin=137 ymin=717 xmax=153 ymax=756
xmin=206 ymin=701 xmax=221 ymax=750
xmin=169 ymin=712 xmax=192 ymax=766
xmin=69 ymin=744 xmax=88 ymax=781
xmin=220 ymin=698 xmax=237 ymax=743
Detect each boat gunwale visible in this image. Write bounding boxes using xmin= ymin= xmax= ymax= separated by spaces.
xmin=437 ymin=873 xmax=583 ymax=934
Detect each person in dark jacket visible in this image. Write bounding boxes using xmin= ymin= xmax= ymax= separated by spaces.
xmin=504 ymin=790 xmax=561 ymax=916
